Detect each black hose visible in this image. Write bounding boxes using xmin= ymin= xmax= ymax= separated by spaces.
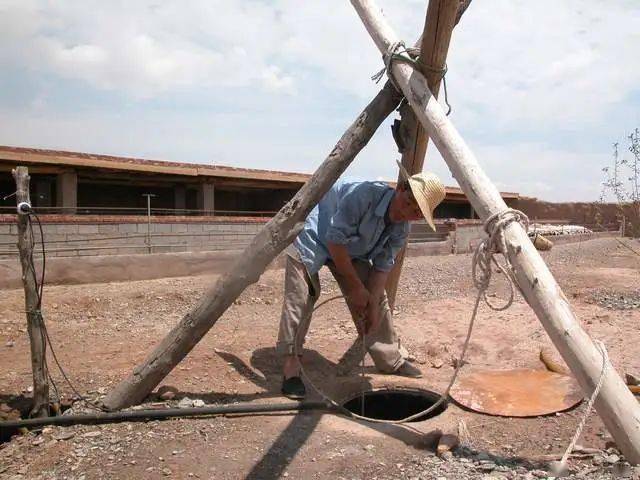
xmin=0 ymin=401 xmax=332 ymax=430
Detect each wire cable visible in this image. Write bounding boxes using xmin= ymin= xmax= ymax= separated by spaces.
xmin=26 ymin=212 xmax=109 ymax=413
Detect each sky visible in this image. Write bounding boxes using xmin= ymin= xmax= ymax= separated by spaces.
xmin=0 ymin=0 xmax=639 ymax=202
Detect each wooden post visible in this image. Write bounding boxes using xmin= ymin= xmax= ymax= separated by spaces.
xmin=102 ymin=81 xmax=404 ymax=410
xmin=12 ymin=166 xmax=49 ymax=418
xmin=385 ymin=0 xmax=461 ymax=310
xmin=350 ymin=0 xmax=640 ymax=463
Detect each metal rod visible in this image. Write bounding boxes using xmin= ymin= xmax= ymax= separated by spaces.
xmin=0 ymin=231 xmax=260 ymax=247
xmin=141 ymin=194 xmax=156 ymax=254
xmin=0 ymin=206 xmax=280 ymax=215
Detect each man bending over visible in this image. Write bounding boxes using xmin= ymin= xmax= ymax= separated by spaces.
xmin=276 ymin=162 xmax=446 ymax=399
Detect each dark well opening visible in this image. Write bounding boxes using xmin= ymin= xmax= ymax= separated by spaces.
xmin=342 ymin=388 xmax=447 ymax=422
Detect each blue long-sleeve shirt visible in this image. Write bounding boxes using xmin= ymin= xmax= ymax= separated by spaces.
xmin=294 ymin=179 xmax=409 ymax=275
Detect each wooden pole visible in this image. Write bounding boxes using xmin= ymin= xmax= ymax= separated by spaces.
xmin=102 ymin=81 xmax=404 ymax=410
xmin=12 ymin=166 xmax=49 ymax=418
xmin=385 ymin=0 xmax=461 ymax=310
xmin=350 ymin=0 xmax=640 ymax=463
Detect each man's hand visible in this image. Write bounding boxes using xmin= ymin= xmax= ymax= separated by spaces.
xmin=363 ymin=295 xmax=382 ymax=335
xmin=347 ymin=285 xmax=369 ymax=334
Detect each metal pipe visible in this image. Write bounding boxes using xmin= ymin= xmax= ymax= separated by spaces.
xmin=0 ymin=206 xmax=280 ymax=215
xmin=0 ymin=231 xmax=259 ymax=247
xmin=0 ymin=401 xmax=331 ymax=430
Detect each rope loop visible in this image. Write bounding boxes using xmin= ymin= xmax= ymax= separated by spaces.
xmin=472 ymin=208 xmax=529 ymax=311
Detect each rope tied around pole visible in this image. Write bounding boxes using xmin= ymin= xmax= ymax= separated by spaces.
xmin=371 ymin=41 xmax=453 ymax=115
xmin=371 ymin=41 xmax=415 ymax=87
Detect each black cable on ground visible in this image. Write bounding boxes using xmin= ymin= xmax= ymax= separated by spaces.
xmin=0 ymin=401 xmax=331 ymax=430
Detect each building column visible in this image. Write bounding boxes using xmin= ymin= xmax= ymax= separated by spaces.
xmin=174 ymin=185 xmax=186 ymax=215
xmin=197 ymin=183 xmax=215 ymax=215
xmin=35 ymin=179 xmax=53 ymax=208
xmin=56 ymin=170 xmax=77 ymax=214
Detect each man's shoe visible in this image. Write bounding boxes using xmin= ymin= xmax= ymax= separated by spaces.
xmin=281 ymin=376 xmax=306 ymax=400
xmin=393 ymin=361 xmax=423 ymax=378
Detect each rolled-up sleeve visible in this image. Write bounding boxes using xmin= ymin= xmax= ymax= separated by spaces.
xmin=372 ymin=226 xmax=408 ymax=272
xmin=325 ymin=189 xmax=365 ymax=245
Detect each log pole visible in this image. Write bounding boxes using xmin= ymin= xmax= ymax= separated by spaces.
xmin=102 ymin=81 xmax=404 ymax=410
xmin=350 ymin=0 xmax=640 ymax=463
xmin=385 ymin=0 xmax=461 ymax=310
xmin=12 ymin=166 xmax=49 ymax=418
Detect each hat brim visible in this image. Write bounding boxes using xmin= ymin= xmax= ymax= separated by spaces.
xmin=408 ymin=177 xmax=437 ymax=232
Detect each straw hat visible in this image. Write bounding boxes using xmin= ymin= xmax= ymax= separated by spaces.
xmin=397 ymin=160 xmax=446 ymax=231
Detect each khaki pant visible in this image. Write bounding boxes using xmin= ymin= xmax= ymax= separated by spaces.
xmin=276 ymin=247 xmax=406 ymax=373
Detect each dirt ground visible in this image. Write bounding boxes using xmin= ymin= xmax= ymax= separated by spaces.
xmin=1 ymin=237 xmax=640 ymax=480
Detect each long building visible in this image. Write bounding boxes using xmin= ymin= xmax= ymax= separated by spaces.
xmin=0 ymin=146 xmax=519 ymax=218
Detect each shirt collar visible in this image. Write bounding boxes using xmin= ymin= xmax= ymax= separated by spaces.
xmin=374 ymin=188 xmax=395 ymax=217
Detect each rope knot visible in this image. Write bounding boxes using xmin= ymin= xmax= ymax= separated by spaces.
xmin=370 ymin=40 xmax=453 ymax=115
xmin=371 ymin=41 xmax=410 ymax=87
xmin=472 ymin=208 xmax=530 ymax=311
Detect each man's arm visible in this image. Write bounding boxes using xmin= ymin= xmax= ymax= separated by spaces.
xmin=327 ymin=242 xmax=369 ymax=326
xmin=366 ymin=268 xmax=389 ymax=298
xmin=363 ymin=269 xmax=389 ymax=334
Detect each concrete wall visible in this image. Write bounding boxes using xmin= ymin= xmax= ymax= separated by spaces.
xmin=0 ymin=217 xmax=265 ymax=258
xmin=0 ymin=226 xmax=622 ymax=289
xmin=517 ymin=197 xmax=623 ymax=229
xmin=0 ymin=216 xmax=454 ymax=259
xmin=452 ymin=221 xmax=485 ymax=253
xmin=449 ymin=220 xmax=621 ymax=254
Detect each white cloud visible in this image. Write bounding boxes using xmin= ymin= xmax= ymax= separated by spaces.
xmin=445 ymin=0 xmax=640 ymax=130
xmin=0 ymin=0 xmax=638 ymax=203
xmin=471 ymin=142 xmax=609 ymax=201
xmin=1 ymin=0 xmax=638 ymax=119
xmin=0 ymin=0 xmax=297 ymax=97
xmin=261 ymin=65 xmax=295 ymax=93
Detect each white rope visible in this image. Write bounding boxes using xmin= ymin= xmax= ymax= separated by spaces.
xmin=473 ymin=209 xmax=529 ymax=311
xmin=558 ymin=340 xmax=609 ymax=471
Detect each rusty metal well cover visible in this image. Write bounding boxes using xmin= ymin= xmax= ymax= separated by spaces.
xmin=449 ymin=369 xmax=583 ymax=417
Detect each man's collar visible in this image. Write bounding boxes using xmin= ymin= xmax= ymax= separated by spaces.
xmin=375 ymin=188 xmax=395 ymax=217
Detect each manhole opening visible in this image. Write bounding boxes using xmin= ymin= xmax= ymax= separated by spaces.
xmin=342 ymin=388 xmax=447 ymax=422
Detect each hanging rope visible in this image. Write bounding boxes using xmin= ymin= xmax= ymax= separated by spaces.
xmin=556 ymin=340 xmax=609 ymax=474
xmin=473 ymin=209 xmax=529 ymax=311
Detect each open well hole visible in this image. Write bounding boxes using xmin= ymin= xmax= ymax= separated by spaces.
xmin=342 ymin=388 xmax=447 ymax=422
